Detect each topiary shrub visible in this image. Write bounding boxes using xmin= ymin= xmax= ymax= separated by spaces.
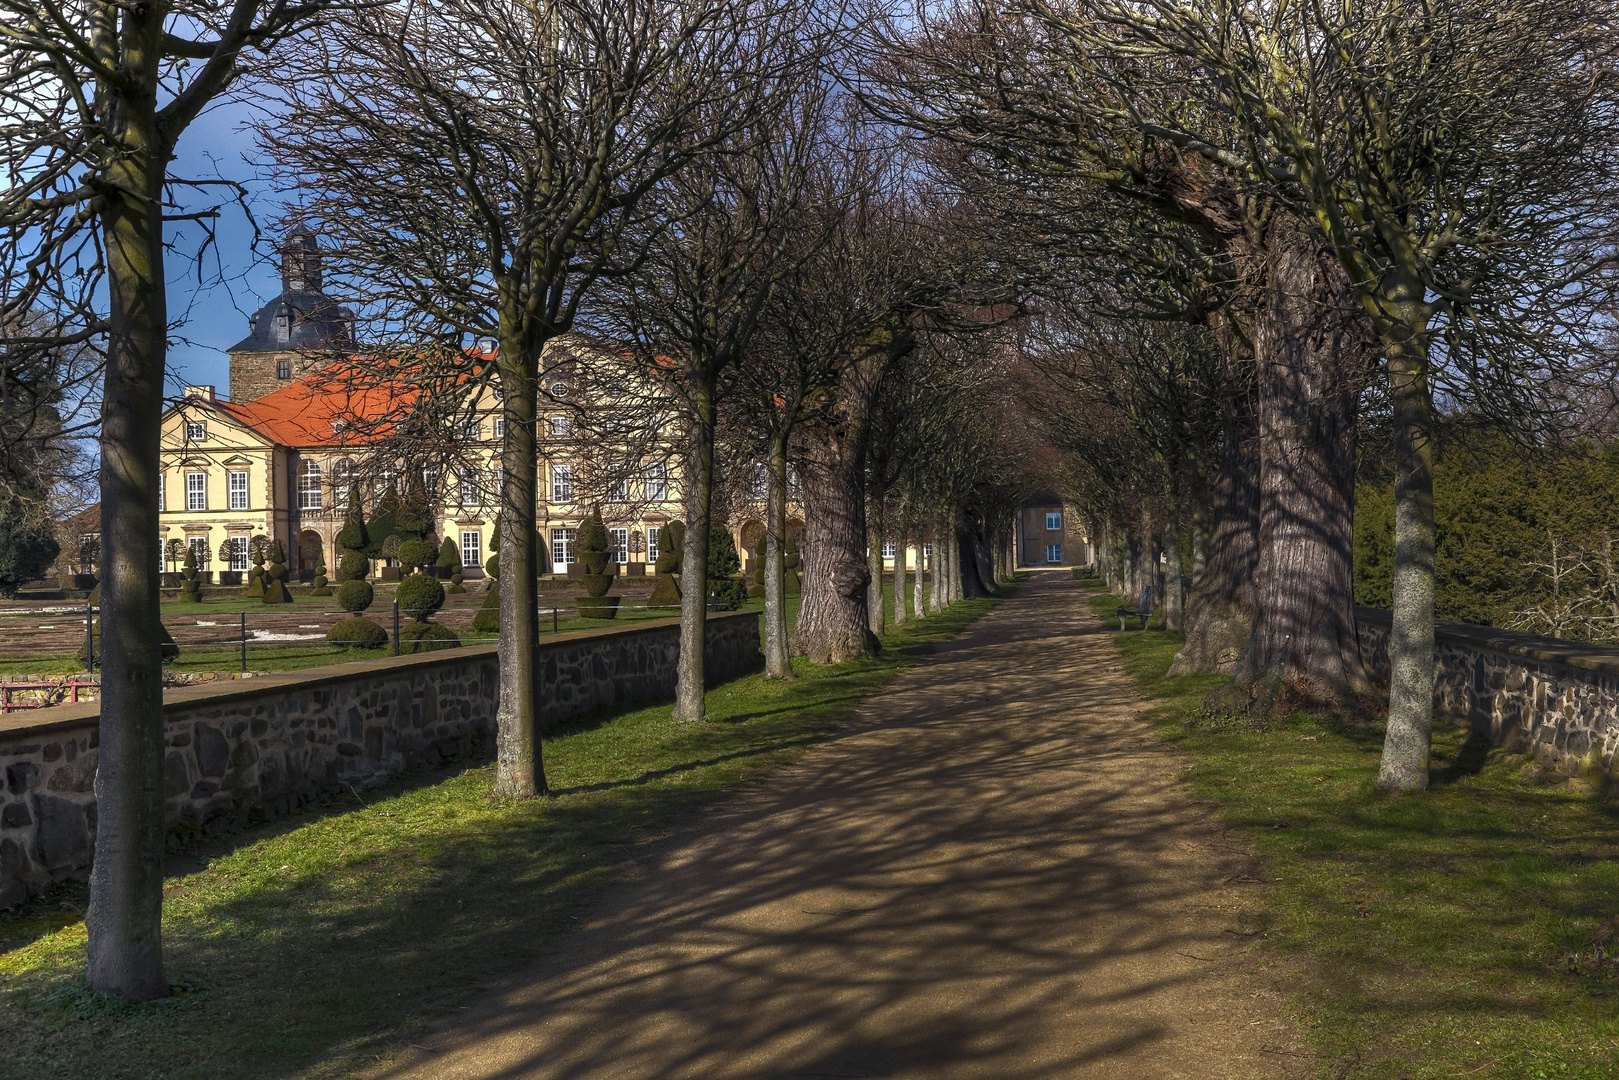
xmin=398 ymin=622 xmax=460 ymax=653
xmin=338 ymin=550 xmax=369 ymax=582
xmin=437 ymin=535 xmax=461 ymax=579
xmin=706 ymin=526 xmax=745 ymax=610
xmin=336 ymin=578 xmax=374 ymax=614
xmin=327 ymin=616 xmax=389 ymax=649
xmin=396 ymin=571 xmax=446 ymax=622
xmin=397 ymin=537 xmax=435 ymax=573
xmin=709 ymin=578 xmax=748 ymax=611
xmin=262 ymin=540 xmax=292 ymax=604
xmin=177 ymin=546 xmax=202 ymax=603
xmin=783 ymin=533 xmax=802 ymax=595
xmin=244 ymin=535 xmax=268 ymax=598
xmin=473 ymin=519 xmax=500 ymax=632
xmin=574 ymin=507 xmax=619 ymax=619
xmin=309 ymin=546 xmax=332 ymax=596
xmin=335 ymin=487 xmax=370 ymax=554
xmin=748 ymin=534 xmax=766 ymax=599
xmin=649 ymin=520 xmax=684 ymax=607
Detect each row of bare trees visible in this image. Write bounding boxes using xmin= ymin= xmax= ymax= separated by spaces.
xmin=3 ymin=0 xmax=1035 ymax=1000
xmin=867 ymin=0 xmax=1619 ymax=791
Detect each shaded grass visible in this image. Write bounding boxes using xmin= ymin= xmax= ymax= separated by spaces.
xmin=0 ymin=590 xmax=1003 ymax=1080
xmin=1086 ymin=590 xmax=1619 ymax=1080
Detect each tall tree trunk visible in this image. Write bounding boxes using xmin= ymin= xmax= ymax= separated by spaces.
xmin=1171 ymin=348 xmax=1259 ymax=674
xmin=793 ymin=416 xmax=875 ymax=661
xmin=1190 ymin=514 xmax=1208 ymax=585
xmin=929 ymin=516 xmax=944 ymax=611
xmin=1164 ymin=528 xmax=1185 ymax=633
xmin=947 ymin=523 xmax=964 ymax=603
xmin=764 ymin=429 xmax=793 ymax=678
xmin=912 ymin=535 xmax=926 ymax=618
xmin=89 ymin=126 xmax=170 ymax=1003
xmin=1221 ymin=217 xmax=1372 ymax=714
xmin=492 ymin=335 xmax=546 ymax=798
xmin=893 ymin=524 xmax=908 ymax=626
xmin=1376 ymin=312 xmax=1437 ymax=791
xmin=675 ymin=386 xmax=717 ymax=717
xmin=866 ymin=501 xmax=885 ymax=636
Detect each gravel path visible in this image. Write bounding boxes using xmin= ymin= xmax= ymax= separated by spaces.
xmin=371 ymin=570 xmax=1302 ymax=1080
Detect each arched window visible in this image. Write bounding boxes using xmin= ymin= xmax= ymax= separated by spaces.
xmin=299 ymin=459 xmax=323 ymax=510
xmin=332 ymin=459 xmax=354 ymax=507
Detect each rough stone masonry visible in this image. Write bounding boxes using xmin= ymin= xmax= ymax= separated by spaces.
xmin=0 ymin=612 xmax=760 ymax=907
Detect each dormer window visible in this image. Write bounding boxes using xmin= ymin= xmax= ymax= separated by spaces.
xmin=184 ymin=421 xmax=206 ymax=442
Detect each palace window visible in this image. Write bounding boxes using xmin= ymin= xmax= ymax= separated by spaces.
xmin=610 ymin=527 xmax=629 ymax=564
xmin=158 ymin=476 xmax=165 ymax=512
xmin=184 ymin=420 xmax=206 ymax=442
xmin=1046 ymin=511 xmax=1062 ymax=531
xmin=550 ymin=381 xmax=568 ymax=399
xmin=882 ymin=541 xmax=896 ymax=559
xmin=646 ymin=527 xmax=659 ymax=563
xmin=228 ymin=471 xmax=249 ymax=510
xmin=786 ymin=463 xmax=802 ymax=500
xmin=333 ymin=459 xmax=354 ymax=507
xmin=186 ymin=472 xmax=207 ymax=511
xmin=298 ymin=460 xmax=323 ymax=510
xmin=607 ymin=468 xmax=629 ymax=503
xmin=551 ymin=527 xmax=576 ymax=567
xmin=276 ymin=359 xmax=291 ymax=379
xmin=551 ymin=463 xmax=573 ymax=502
xmin=1047 ymin=544 xmax=1063 ymax=564
xmin=746 ymin=464 xmax=768 ymax=500
xmin=461 ymin=530 xmax=482 ymax=571
xmin=644 ymin=462 xmax=667 ymax=502
xmin=493 ymin=418 xmax=505 ymax=439
xmin=548 ymin=415 xmax=570 ymax=437
xmin=461 ymin=418 xmax=480 ymax=440
xmin=460 ymin=468 xmax=481 ymax=506
xmin=228 ymin=537 xmax=250 ymax=572
xmin=189 ymin=537 xmax=209 ymax=567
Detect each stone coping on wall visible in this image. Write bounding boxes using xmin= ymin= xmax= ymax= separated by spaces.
xmin=0 ymin=611 xmax=750 ymax=742
xmin=1355 ymin=607 xmax=1619 ymax=677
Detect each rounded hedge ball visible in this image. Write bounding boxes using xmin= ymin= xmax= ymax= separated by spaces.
xmin=327 ymin=616 xmax=388 ymax=648
xmin=339 ymin=551 xmax=369 ymax=581
xmin=396 ymin=572 xmax=446 ymax=620
xmin=336 ymin=578 xmax=374 ymax=613
xmin=399 ymin=622 xmax=460 ymax=652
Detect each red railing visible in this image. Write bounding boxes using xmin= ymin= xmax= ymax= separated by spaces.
xmin=0 ymin=680 xmax=97 ymax=713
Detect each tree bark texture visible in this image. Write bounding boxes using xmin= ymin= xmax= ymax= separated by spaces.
xmin=1163 ymin=530 xmax=1185 ymax=633
xmin=492 ymin=339 xmax=546 ymax=799
xmin=929 ymin=517 xmax=944 ymax=611
xmin=676 ymin=388 xmax=717 ymax=717
xmin=792 ymin=398 xmax=877 ymax=662
xmin=89 ymin=123 xmax=170 ymax=1003
xmin=1376 ymin=334 xmax=1438 ymax=791
xmin=912 ymin=539 xmax=926 ymax=619
xmin=764 ymin=433 xmax=793 ymax=678
xmin=893 ymin=527 xmax=908 ymax=626
xmin=1221 ymin=218 xmax=1372 ymax=714
xmin=866 ymin=512 xmax=885 ymax=637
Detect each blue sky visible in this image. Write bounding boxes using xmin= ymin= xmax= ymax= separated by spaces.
xmin=165 ymin=97 xmax=287 ymax=397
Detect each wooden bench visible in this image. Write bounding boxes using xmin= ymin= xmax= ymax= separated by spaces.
xmin=1117 ymin=586 xmax=1154 ymax=630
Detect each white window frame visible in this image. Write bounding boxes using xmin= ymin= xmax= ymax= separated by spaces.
xmin=460 ymin=468 xmax=481 ymax=506
xmin=609 ymin=527 xmax=629 ymax=564
xmin=186 ymin=472 xmax=207 ymax=511
xmin=1047 ymin=544 xmax=1063 ymax=564
xmin=460 ymin=530 xmax=481 ymax=570
xmin=548 ymin=415 xmax=570 ymax=437
xmin=1046 ymin=511 xmax=1062 ymax=531
xmin=644 ymin=462 xmax=667 ymax=502
xmin=228 ymin=470 xmax=249 ymax=510
xmin=333 ymin=460 xmax=353 ymax=507
xmin=298 ymin=460 xmax=322 ymax=510
xmin=157 ymin=476 xmax=165 ymax=512
xmin=228 ymin=537 xmax=250 ymax=572
xmin=184 ymin=420 xmax=206 ymax=442
xmin=493 ymin=418 xmax=505 ymax=439
xmin=607 ymin=469 xmax=629 ymax=503
xmin=188 ymin=536 xmax=209 ymax=564
xmin=881 ymin=540 xmax=896 ymax=559
xmin=551 ymin=526 xmax=576 ymax=566
xmin=551 ymin=463 xmax=573 ymax=503
xmin=461 ymin=418 xmax=480 ymax=441
xmin=646 ymin=527 xmax=659 ymax=563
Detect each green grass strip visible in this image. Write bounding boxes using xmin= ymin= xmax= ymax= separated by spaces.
xmin=0 ymin=588 xmax=1008 ymax=1080
xmin=1084 ymin=588 xmax=1619 ymax=1080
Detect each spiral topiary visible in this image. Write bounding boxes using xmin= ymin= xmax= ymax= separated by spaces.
xmin=177 ymin=546 xmax=202 ymax=603
xmin=243 ymin=536 xmax=267 ymax=598
xmin=649 ymin=520 xmax=684 ymax=608
xmin=328 ymin=576 xmax=385 ymax=648
xmin=309 ymin=546 xmax=332 ymax=596
xmin=783 ymin=532 xmax=802 ymax=595
xmin=574 ymin=507 xmax=619 ymax=619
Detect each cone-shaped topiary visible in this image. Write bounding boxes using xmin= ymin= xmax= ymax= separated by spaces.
xmin=244 ymin=535 xmax=268 ymax=598
xmin=335 ymin=488 xmax=370 ymax=554
xmin=397 ymin=571 xmax=446 ymax=622
xmin=338 ymin=550 xmax=369 ymax=582
xmin=440 ymin=536 xmax=465 ymax=592
xmin=574 ymin=507 xmax=619 ymax=618
xmin=473 ymin=519 xmax=500 ymax=633
xmin=649 ymin=520 xmax=684 ymax=607
xmin=262 ymin=539 xmax=293 ymax=603
xmin=366 ymin=482 xmax=401 ymax=557
xmin=177 ymin=546 xmax=202 ymax=602
xmin=707 ymin=526 xmax=746 ymax=610
xmin=309 ymin=546 xmax=332 ymax=596
xmin=395 ymin=471 xmax=431 ymax=540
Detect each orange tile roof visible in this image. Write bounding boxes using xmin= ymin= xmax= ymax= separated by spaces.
xmin=217 ymin=362 xmax=418 ymax=447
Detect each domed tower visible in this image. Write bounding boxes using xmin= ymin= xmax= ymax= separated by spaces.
xmin=227 ymin=227 xmax=356 ymax=402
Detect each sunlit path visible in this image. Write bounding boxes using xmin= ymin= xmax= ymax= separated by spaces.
xmin=368 ymin=571 xmax=1298 ymax=1080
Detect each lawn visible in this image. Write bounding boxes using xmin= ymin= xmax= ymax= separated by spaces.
xmin=1085 ymin=589 xmax=1619 ymax=1080
xmin=0 ymin=586 xmax=1005 ymax=1080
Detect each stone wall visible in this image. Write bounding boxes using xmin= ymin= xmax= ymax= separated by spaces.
xmin=1357 ymin=608 xmax=1619 ymax=784
xmin=0 ymin=611 xmax=759 ymax=906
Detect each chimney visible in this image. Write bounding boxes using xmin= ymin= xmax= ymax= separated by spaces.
xmin=186 ymin=385 xmax=216 ymax=401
